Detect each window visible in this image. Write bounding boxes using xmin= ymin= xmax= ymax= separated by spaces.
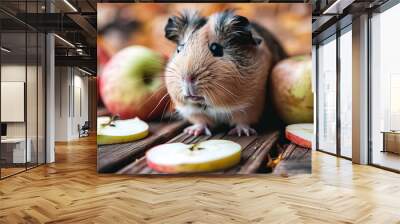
xmin=317 ymin=36 xmax=337 ymax=154
xmin=370 ymin=3 xmax=400 ymax=171
xmin=0 ymin=1 xmax=47 ymax=179
xmin=339 ymin=28 xmax=352 ymax=158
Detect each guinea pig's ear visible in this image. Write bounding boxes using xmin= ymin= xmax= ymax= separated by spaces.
xmin=165 ymin=16 xmax=185 ymax=43
xmin=165 ymin=10 xmax=207 ymax=44
xmin=214 ymin=10 xmax=260 ymax=46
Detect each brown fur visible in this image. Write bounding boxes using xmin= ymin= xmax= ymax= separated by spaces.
xmin=164 ymin=10 xmax=285 ymax=131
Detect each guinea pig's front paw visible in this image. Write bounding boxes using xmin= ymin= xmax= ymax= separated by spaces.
xmin=228 ymin=124 xmax=257 ymax=137
xmin=184 ymin=124 xmax=212 ymax=136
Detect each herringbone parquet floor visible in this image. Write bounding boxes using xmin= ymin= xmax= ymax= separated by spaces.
xmin=1 ymin=135 xmax=400 ymax=224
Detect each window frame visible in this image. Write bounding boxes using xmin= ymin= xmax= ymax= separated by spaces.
xmin=0 ymin=1 xmax=48 ymax=180
xmin=315 ymin=20 xmax=353 ymax=161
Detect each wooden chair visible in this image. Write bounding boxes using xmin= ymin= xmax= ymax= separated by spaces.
xmin=78 ymin=121 xmax=90 ymax=138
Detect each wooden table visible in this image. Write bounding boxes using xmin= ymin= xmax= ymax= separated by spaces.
xmin=381 ymin=131 xmax=400 ymax=154
xmin=97 ymin=121 xmax=311 ymax=175
xmin=1 ymin=137 xmax=32 ymax=166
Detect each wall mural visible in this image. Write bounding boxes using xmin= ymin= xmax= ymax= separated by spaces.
xmin=97 ymin=3 xmax=313 ymax=176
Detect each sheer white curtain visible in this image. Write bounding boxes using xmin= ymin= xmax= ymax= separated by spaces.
xmin=318 ymin=37 xmax=337 ymax=154
xmin=340 ymin=29 xmax=352 ymax=158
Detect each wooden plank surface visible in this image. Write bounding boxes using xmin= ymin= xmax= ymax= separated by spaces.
xmin=98 ymin=118 xmax=310 ymax=175
xmin=273 ymin=143 xmax=311 ymax=176
xmin=97 ymin=121 xmax=187 ymax=173
xmin=238 ymin=131 xmax=280 ymax=174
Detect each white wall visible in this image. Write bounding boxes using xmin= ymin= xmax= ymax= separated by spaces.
xmin=1 ymin=64 xmax=46 ymax=164
xmin=1 ymin=65 xmax=39 ymax=138
xmin=55 ymin=67 xmax=69 ymax=141
xmin=54 ymin=67 xmax=89 ymax=141
xmin=72 ymin=73 xmax=89 ymax=138
xmin=1 ymin=65 xmax=26 ymax=139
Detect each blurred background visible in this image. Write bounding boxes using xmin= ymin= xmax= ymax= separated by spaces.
xmin=97 ymin=3 xmax=311 ymax=113
xmin=97 ymin=3 xmax=311 ymax=69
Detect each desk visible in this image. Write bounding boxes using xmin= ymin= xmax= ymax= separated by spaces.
xmin=1 ymin=138 xmax=31 ymax=163
xmin=381 ymin=131 xmax=400 ymax=154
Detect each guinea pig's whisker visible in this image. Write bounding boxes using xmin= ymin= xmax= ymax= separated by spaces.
xmin=202 ymin=60 xmax=218 ymax=71
xmin=203 ymin=87 xmax=218 ymax=106
xmin=213 ymin=82 xmax=237 ymax=98
xmin=168 ymin=61 xmax=182 ymax=70
xmin=159 ymin=75 xmax=180 ymax=78
xmin=160 ymin=97 xmax=171 ymax=122
xmin=197 ymin=57 xmax=216 ymax=69
xmin=163 ymin=68 xmax=178 ymax=73
xmin=165 ymin=80 xmax=179 ymax=85
xmin=147 ymin=93 xmax=170 ymax=119
xmin=203 ymin=80 xmax=234 ymax=99
xmin=165 ymin=67 xmax=179 ymax=73
xmin=201 ymin=88 xmax=212 ymax=103
xmin=163 ymin=73 xmax=181 ymax=79
xmin=197 ymin=75 xmax=214 ymax=82
xmin=168 ymin=101 xmax=177 ymax=124
xmin=137 ymin=86 xmax=167 ymax=108
xmin=195 ymin=68 xmax=210 ymax=76
xmin=162 ymin=68 xmax=179 ymax=74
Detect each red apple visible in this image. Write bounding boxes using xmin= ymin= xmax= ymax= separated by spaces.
xmin=285 ymin=123 xmax=313 ymax=148
xmin=270 ymin=55 xmax=313 ymax=124
xmin=97 ymin=42 xmax=110 ymax=103
xmin=99 ymin=46 xmax=167 ymax=120
xmin=97 ymin=44 xmax=110 ymax=70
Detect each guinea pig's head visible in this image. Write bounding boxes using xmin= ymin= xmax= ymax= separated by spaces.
xmin=164 ymin=10 xmax=262 ymax=108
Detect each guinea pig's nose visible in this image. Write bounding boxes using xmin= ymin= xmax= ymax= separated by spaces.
xmin=183 ymin=75 xmax=195 ymax=83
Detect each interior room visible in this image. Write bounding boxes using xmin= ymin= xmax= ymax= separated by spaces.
xmin=313 ymin=0 xmax=400 ymax=172
xmin=0 ymin=4 xmax=46 ymax=178
xmin=54 ymin=66 xmax=95 ymax=141
xmin=0 ymin=0 xmax=399 ymax=223
xmin=0 ymin=0 xmax=96 ymax=180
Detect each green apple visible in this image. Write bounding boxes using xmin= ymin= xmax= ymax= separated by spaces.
xmin=97 ymin=116 xmax=149 ymax=145
xmin=285 ymin=123 xmax=313 ymax=148
xmin=99 ymin=46 xmax=167 ymax=121
xmin=146 ymin=140 xmax=242 ymax=173
xmin=270 ymin=55 xmax=313 ymax=124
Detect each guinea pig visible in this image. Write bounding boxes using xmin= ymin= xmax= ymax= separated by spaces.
xmin=164 ymin=9 xmax=287 ymax=136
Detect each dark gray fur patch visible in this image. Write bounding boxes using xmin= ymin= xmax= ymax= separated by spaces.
xmin=212 ymin=10 xmax=259 ymax=73
xmin=214 ymin=10 xmax=258 ymax=47
xmin=212 ymin=10 xmax=287 ymax=75
xmin=250 ymin=22 xmax=288 ymax=65
xmin=165 ymin=10 xmax=207 ymax=44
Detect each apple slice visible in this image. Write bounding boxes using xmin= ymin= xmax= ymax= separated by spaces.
xmin=285 ymin=123 xmax=313 ymax=148
xmin=97 ymin=116 xmax=149 ymax=145
xmin=146 ymin=140 xmax=242 ymax=173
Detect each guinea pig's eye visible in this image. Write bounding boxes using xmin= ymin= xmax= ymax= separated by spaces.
xmin=177 ymin=44 xmax=184 ymax=54
xmin=209 ymin=43 xmax=223 ymax=57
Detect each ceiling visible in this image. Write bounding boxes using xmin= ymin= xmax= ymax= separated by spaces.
xmin=0 ymin=0 xmax=97 ymax=74
xmin=312 ymin=0 xmax=390 ymax=43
